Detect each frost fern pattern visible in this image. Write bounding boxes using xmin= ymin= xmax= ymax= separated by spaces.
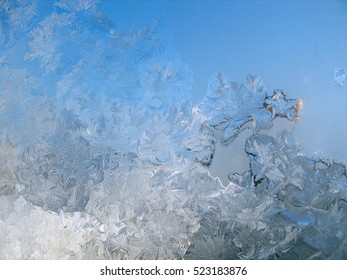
xmin=0 ymin=0 xmax=346 ymax=259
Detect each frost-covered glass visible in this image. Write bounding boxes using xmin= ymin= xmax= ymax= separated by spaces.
xmin=0 ymin=0 xmax=346 ymax=260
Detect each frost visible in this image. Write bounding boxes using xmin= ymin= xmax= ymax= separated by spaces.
xmin=85 ymin=165 xmax=201 ymax=259
xmin=0 ymin=140 xmax=17 ymax=196
xmin=185 ymin=132 xmax=347 ymax=259
xmin=0 ymin=196 xmax=107 ymax=259
xmin=334 ymin=68 xmax=347 ymax=87
xmin=0 ymin=54 xmax=8 ymax=65
xmin=18 ymin=132 xmax=104 ymax=212
xmin=0 ymin=0 xmax=38 ymax=48
xmin=264 ymin=90 xmax=302 ymax=121
xmin=137 ymin=102 xmax=215 ymax=167
xmin=198 ymin=72 xmax=301 ymax=143
xmin=139 ymin=61 xmax=193 ymax=110
xmin=55 ymin=0 xmax=100 ymax=13
xmin=0 ymin=67 xmax=49 ymax=144
xmin=25 ymin=12 xmax=77 ymax=73
xmin=1 ymin=0 xmax=346 ymax=260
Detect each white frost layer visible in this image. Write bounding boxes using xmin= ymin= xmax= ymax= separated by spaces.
xmin=0 ymin=0 xmax=346 ymax=260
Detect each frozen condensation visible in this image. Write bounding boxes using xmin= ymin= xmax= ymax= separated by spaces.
xmin=0 ymin=0 xmax=38 ymax=48
xmin=334 ymin=68 xmax=347 ymax=87
xmin=0 ymin=0 xmax=346 ymax=259
xmin=197 ymin=72 xmax=301 ymax=143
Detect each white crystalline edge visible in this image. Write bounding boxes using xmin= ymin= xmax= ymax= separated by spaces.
xmin=334 ymin=68 xmax=347 ymax=87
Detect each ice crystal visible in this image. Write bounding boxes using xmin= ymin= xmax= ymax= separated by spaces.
xmin=185 ymin=132 xmax=347 ymax=260
xmin=0 ymin=196 xmax=107 ymax=259
xmin=334 ymin=68 xmax=347 ymax=87
xmin=86 ymin=164 xmax=201 ymax=259
xmin=0 ymin=140 xmax=17 ymax=196
xmin=0 ymin=0 xmax=346 ymax=260
xmin=55 ymin=0 xmax=100 ymax=13
xmin=198 ymin=71 xmax=301 ymax=143
xmin=0 ymin=0 xmax=38 ymax=48
xmin=139 ymin=61 xmax=193 ymax=111
xmin=25 ymin=12 xmax=76 ymax=73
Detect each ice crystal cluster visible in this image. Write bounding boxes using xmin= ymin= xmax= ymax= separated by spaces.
xmin=0 ymin=0 xmax=346 ymax=259
xmin=334 ymin=68 xmax=347 ymax=87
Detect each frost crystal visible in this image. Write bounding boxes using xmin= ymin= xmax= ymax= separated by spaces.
xmin=198 ymin=71 xmax=301 ymax=143
xmin=55 ymin=0 xmax=100 ymax=13
xmin=0 ymin=0 xmax=38 ymax=48
xmin=0 ymin=0 xmax=346 ymax=260
xmin=186 ymin=132 xmax=347 ymax=259
xmin=334 ymin=68 xmax=347 ymax=87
